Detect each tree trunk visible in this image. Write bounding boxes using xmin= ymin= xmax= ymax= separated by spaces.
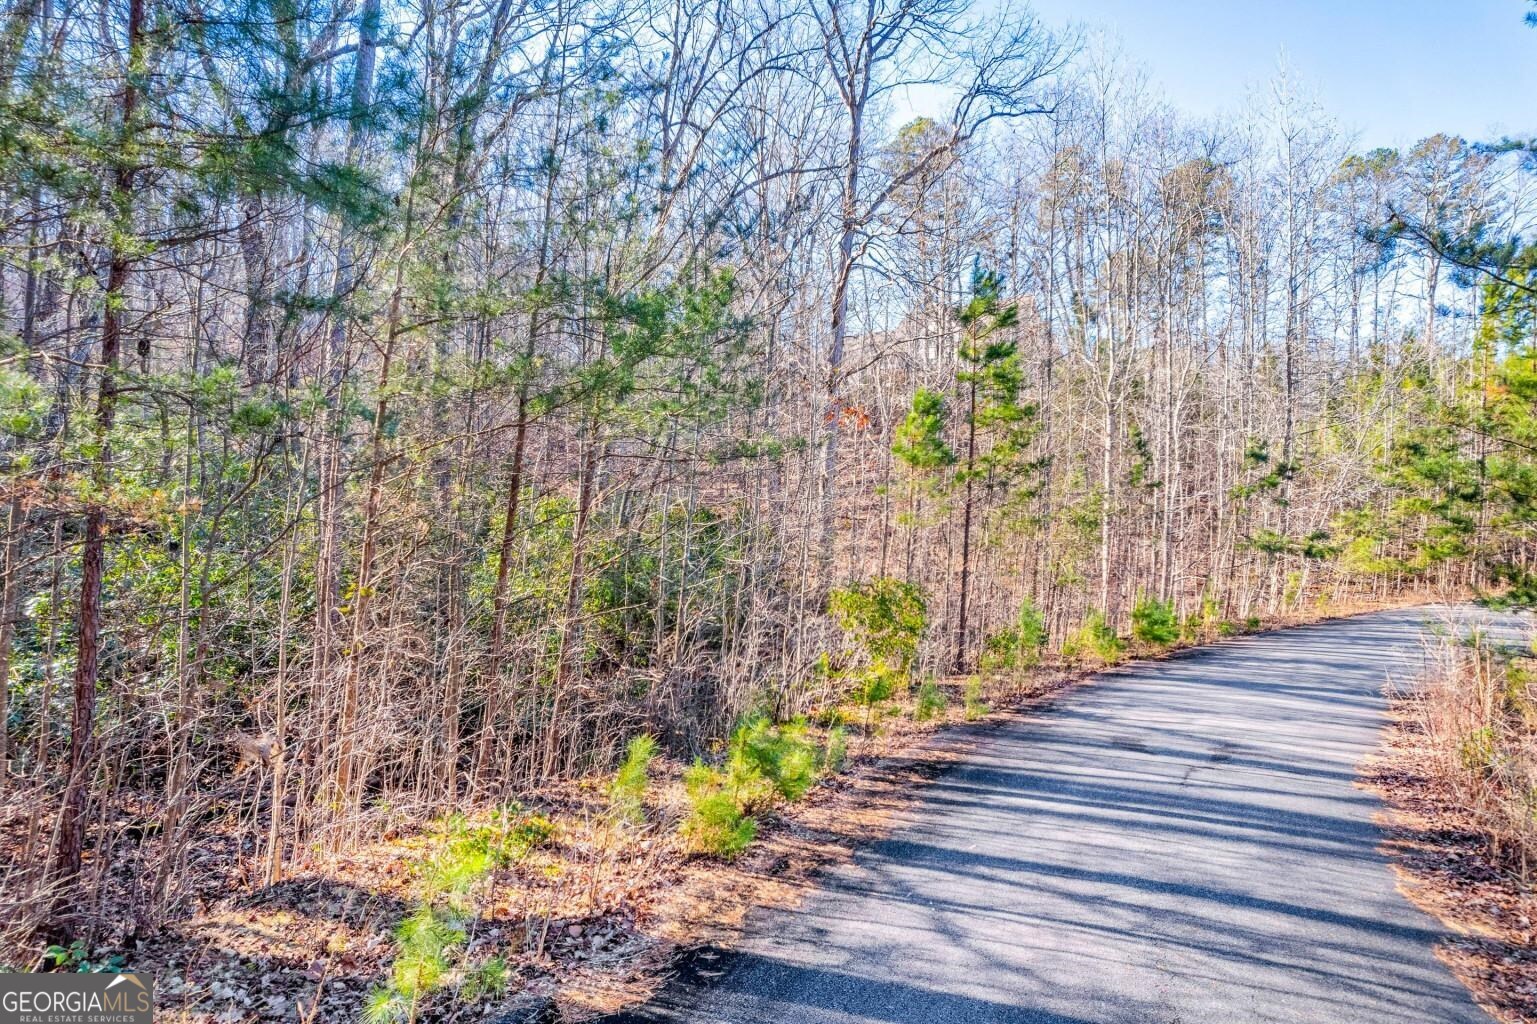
xmin=50 ymin=0 xmax=143 ymax=925
xmin=954 ymin=377 xmax=978 ymax=672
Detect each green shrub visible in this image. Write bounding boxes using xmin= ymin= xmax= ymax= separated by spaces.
xmin=1061 ymin=611 xmax=1124 ymax=665
xmin=729 ymin=716 xmax=823 ymax=801
xmin=679 ymin=715 xmax=854 ymax=858
xmin=392 ymin=907 xmax=463 ymax=995
xmin=1181 ymin=598 xmax=1217 ymax=641
xmin=363 ymin=985 xmax=409 ymax=1024
xmin=459 ymin=956 xmax=509 ymax=1003
xmin=1016 ymin=600 xmax=1049 ymax=657
xmin=418 ymin=808 xmax=548 ymax=910
xmin=811 ymin=705 xmax=853 ymax=729
xmin=853 ymin=666 xmax=898 ymax=729
xmin=610 ymin=734 xmax=659 ymax=824
xmin=683 ymin=758 xmax=724 ymax=799
xmin=1131 ymin=595 xmax=1179 ymax=647
xmin=828 ymin=578 xmax=928 ymax=675
xmin=40 ymin=940 xmax=124 ymax=973
xmin=979 ymin=599 xmax=1049 ymax=674
xmin=680 ymin=765 xmax=758 ymax=858
xmin=830 ymin=578 xmax=927 ymax=727
xmin=914 ymin=679 xmax=948 ymax=722
xmin=727 ymin=756 xmax=771 ymax=808
xmin=41 ymin=941 xmax=124 ymax=974
xmin=1245 ymin=615 xmax=1262 ymax=630
xmin=1459 ymin=726 xmax=1499 ymax=777
xmin=1506 ymin=661 xmax=1537 ymax=725
xmin=505 ymin=812 xmax=555 ymax=855
xmin=418 ymin=838 xmax=494 ymax=910
xmin=823 ymin=727 xmax=847 ymax=772
xmin=963 ymin=677 xmax=990 ymax=721
xmin=1184 ymin=595 xmax=1221 ymax=641
xmin=1216 ymin=620 xmax=1238 ymax=637
xmin=980 ymin=631 xmax=1016 ymax=674
xmin=410 ymin=805 xmax=553 ymax=921
xmin=363 ymin=806 xmax=557 ymax=1022
xmin=1283 ymin=571 xmax=1302 ymax=607
xmin=366 ymin=906 xmax=467 ymax=1022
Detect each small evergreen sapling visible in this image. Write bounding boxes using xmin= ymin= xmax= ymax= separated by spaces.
xmin=914 ymin=679 xmax=948 ymax=721
xmin=680 ymin=760 xmax=757 ymax=857
xmin=366 ymin=808 xmax=554 ymax=1022
xmin=1061 ymin=612 xmax=1124 ymax=665
xmin=980 ymin=599 xmax=1049 ymax=674
xmin=853 ymin=668 xmax=898 ymax=731
xmin=829 ymin=577 xmax=928 ymax=729
xmin=963 ymin=677 xmax=990 ymax=720
xmin=730 ymin=716 xmax=822 ymax=801
xmin=824 ymin=727 xmax=848 ymax=772
xmin=610 ymin=734 xmax=658 ymax=824
xmin=1131 ymin=595 xmax=1179 ymax=648
xmin=677 ymin=717 xmax=850 ymax=858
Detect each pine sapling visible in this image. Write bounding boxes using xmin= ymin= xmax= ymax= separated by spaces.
xmin=610 ymin=734 xmax=658 ymax=824
xmin=963 ymin=677 xmax=990 ymax=721
xmin=914 ymin=678 xmax=948 ymax=721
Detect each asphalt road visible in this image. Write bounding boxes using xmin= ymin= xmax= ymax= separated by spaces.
xmin=594 ymin=607 xmax=1537 ymax=1024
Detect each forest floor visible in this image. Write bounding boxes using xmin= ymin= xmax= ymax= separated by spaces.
xmin=1367 ymin=687 xmax=1537 ymax=1024
xmin=4 ymin=593 xmax=1435 ymax=1024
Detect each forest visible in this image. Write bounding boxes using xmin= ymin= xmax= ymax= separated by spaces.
xmin=1 ymin=0 xmax=1536 ymax=1002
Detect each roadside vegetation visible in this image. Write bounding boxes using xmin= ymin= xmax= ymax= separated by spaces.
xmin=1406 ymin=628 xmax=1537 ymax=877
xmin=1373 ymin=620 xmax=1537 ymax=1024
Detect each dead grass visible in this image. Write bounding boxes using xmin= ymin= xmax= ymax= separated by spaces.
xmin=1366 ymin=616 xmax=1537 ymax=1024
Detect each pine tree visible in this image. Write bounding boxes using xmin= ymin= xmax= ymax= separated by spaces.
xmin=953 ymin=266 xmax=1037 ymax=670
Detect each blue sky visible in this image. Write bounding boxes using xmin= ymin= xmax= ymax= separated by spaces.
xmin=1021 ymin=0 xmax=1537 ymax=150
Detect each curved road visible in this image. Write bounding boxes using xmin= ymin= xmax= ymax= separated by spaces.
xmin=598 ymin=607 xmax=1522 ymax=1024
